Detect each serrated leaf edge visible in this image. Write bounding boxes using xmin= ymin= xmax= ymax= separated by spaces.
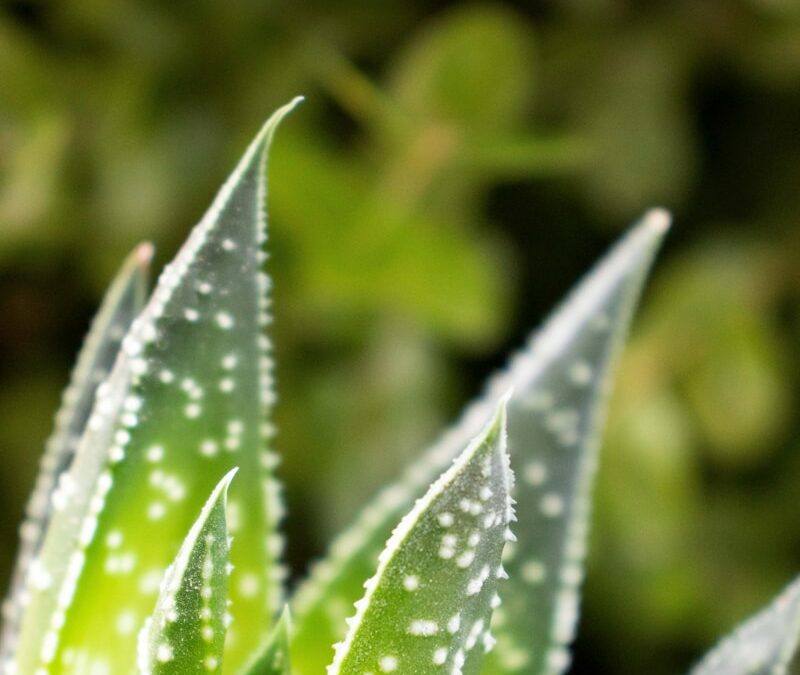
xmin=535 ymin=209 xmax=670 ymax=675
xmin=137 ymin=468 xmax=238 ymax=675
xmin=11 ymin=98 xmax=303 ymax=673
xmin=292 ymin=209 xmax=670 ymax=632
xmin=327 ymin=395 xmax=513 ymax=675
xmin=0 ymin=243 xmax=152 ymax=667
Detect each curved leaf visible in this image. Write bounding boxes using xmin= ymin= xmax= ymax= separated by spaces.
xmin=138 ymin=469 xmax=236 ymax=675
xmin=291 ymin=210 xmax=669 ymax=675
xmin=8 ymin=98 xmax=302 ymax=674
xmin=327 ymin=397 xmax=513 ymax=675
xmin=0 ymin=242 xmax=151 ymax=663
xmin=689 ymin=576 xmax=800 ymax=675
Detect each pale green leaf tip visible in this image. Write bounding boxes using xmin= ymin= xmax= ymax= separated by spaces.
xmin=117 ymin=241 xmax=153 ymax=294
xmin=253 ymin=96 xmax=305 ymax=149
xmin=134 ymin=241 xmax=155 ymax=270
xmin=486 ymin=388 xmax=511 ymax=447
xmin=277 ymin=604 xmax=292 ymax=631
xmin=217 ymin=466 xmax=239 ymax=502
xmin=240 ymin=605 xmax=293 ymax=675
xmin=643 ymin=206 xmax=671 ymax=234
xmin=221 ymin=96 xmax=303 ymax=190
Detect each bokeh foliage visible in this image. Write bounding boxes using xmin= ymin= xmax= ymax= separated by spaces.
xmin=1 ymin=1 xmax=800 ymax=674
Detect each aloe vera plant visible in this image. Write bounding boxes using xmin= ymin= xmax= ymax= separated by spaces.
xmin=1 ymin=98 xmax=798 ymax=675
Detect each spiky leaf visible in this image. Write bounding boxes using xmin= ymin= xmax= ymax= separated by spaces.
xmin=139 ymin=469 xmax=236 ymax=674
xmin=8 ymin=98 xmax=302 ymax=674
xmin=689 ymin=576 xmax=800 ymax=675
xmin=291 ymin=211 xmax=669 ymax=675
xmin=0 ymin=242 xmax=151 ymax=663
xmin=327 ymin=397 xmax=513 ymax=675
xmin=242 ymin=606 xmax=292 ymax=675
xmin=482 ymin=210 xmax=669 ymax=675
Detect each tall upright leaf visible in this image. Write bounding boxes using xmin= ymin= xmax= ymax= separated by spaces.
xmin=328 ymin=397 xmax=513 ymax=675
xmin=138 ymin=469 xmax=236 ymax=675
xmin=8 ymin=98 xmax=302 ymax=675
xmin=483 ymin=211 xmax=669 ymax=675
xmin=291 ymin=210 xmax=669 ymax=675
xmin=689 ymin=576 xmax=800 ymax=675
xmin=0 ymin=242 xmax=151 ymax=664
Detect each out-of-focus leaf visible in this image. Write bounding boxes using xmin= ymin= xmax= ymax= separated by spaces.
xmin=291 ymin=211 xmax=668 ymax=675
xmin=0 ymin=114 xmax=70 ymax=256
xmin=242 ymin=606 xmax=292 ymax=675
xmin=327 ymin=398 xmax=513 ymax=675
xmin=388 ymin=4 xmax=535 ymax=131
xmin=456 ymin=134 xmax=590 ymax=178
xmin=689 ymin=576 xmax=800 ymax=675
xmin=270 ymin=132 xmax=508 ymax=346
xmin=573 ymin=36 xmax=695 ymax=218
xmin=8 ymin=99 xmax=301 ymax=674
xmin=138 ymin=469 xmax=236 ymax=675
xmin=639 ymin=241 xmax=790 ymax=466
xmin=0 ymin=242 xmax=151 ymax=664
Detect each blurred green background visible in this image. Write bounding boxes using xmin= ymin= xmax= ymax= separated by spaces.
xmin=1 ymin=1 xmax=800 ymax=672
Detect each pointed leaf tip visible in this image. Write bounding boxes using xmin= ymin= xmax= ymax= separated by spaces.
xmin=328 ymin=402 xmax=512 ymax=675
xmin=139 ymin=470 xmax=238 ymax=675
xmin=643 ymin=207 xmax=671 ymax=234
xmin=11 ymin=99 xmax=293 ymax=673
xmin=290 ymin=214 xmax=667 ymax=675
xmin=216 ymin=466 xmax=239 ymax=499
xmin=135 ymin=241 xmax=155 ymax=268
xmin=241 ymin=605 xmax=293 ymax=675
xmin=0 ymin=243 xmax=151 ymax=668
xmin=253 ymin=96 xmax=304 ymax=148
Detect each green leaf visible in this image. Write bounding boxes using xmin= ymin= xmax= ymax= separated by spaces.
xmin=290 ymin=210 xmax=668 ymax=675
xmin=574 ymin=36 xmax=694 ymax=218
xmin=138 ymin=468 xmax=236 ymax=675
xmin=689 ymin=576 xmax=800 ymax=675
xmin=269 ymin=132 xmax=508 ymax=346
xmin=8 ymin=98 xmax=302 ymax=675
xmin=327 ymin=396 xmax=513 ymax=675
xmin=388 ymin=4 xmax=535 ymax=131
xmin=0 ymin=242 xmax=151 ymax=662
xmin=482 ymin=211 xmax=669 ymax=675
xmin=241 ymin=606 xmax=292 ymax=675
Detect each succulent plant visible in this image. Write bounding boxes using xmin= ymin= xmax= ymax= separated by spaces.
xmin=1 ymin=99 xmax=798 ymax=675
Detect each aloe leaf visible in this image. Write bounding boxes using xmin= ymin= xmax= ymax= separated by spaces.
xmin=328 ymin=396 xmax=514 ymax=675
xmin=481 ymin=211 xmax=668 ymax=675
xmin=291 ymin=210 xmax=669 ymax=675
xmin=8 ymin=97 xmax=302 ymax=675
xmin=138 ymin=468 xmax=236 ymax=675
xmin=241 ymin=606 xmax=292 ymax=675
xmin=0 ymin=242 xmax=151 ymax=662
xmin=689 ymin=576 xmax=800 ymax=675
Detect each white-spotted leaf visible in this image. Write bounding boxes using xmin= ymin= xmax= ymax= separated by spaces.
xmin=482 ymin=210 xmax=669 ymax=675
xmin=292 ymin=211 xmax=669 ymax=675
xmin=0 ymin=242 xmax=151 ymax=664
xmin=139 ymin=469 xmax=236 ymax=675
xmin=242 ymin=606 xmax=292 ymax=675
xmin=8 ymin=98 xmax=302 ymax=674
xmin=327 ymin=396 xmax=514 ymax=675
xmin=689 ymin=576 xmax=800 ymax=675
